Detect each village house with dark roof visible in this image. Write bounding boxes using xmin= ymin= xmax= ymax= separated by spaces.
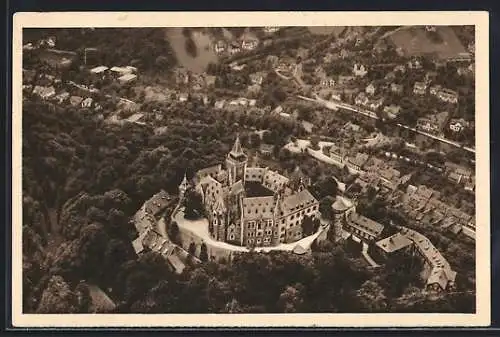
xmin=344 ymin=212 xmax=385 ymax=242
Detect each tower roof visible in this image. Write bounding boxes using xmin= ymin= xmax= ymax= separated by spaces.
xmin=179 ymin=172 xmax=189 ymax=189
xmin=229 ymin=134 xmax=247 ymax=160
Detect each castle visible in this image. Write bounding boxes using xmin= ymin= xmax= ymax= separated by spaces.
xmin=180 ymin=136 xmax=319 ymax=248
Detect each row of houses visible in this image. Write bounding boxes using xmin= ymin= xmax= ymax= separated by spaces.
xmin=333 ymin=197 xmax=457 ymax=292
xmin=416 ymin=111 xmax=449 ymax=135
xmin=213 ymin=32 xmax=259 ymax=55
xmin=89 ymin=65 xmax=138 ymax=84
xmin=413 ymin=82 xmax=459 ymax=104
xmin=375 ymin=228 xmax=457 ymax=292
xmin=396 ymin=184 xmax=475 ymax=240
xmin=27 ymin=83 xmax=104 ymax=111
xmin=332 ymin=191 xmax=458 ymax=292
xmin=354 ymin=92 xmax=385 ymax=111
xmin=130 ymin=190 xmax=190 ymax=274
xmin=213 ymin=97 xmax=257 ymax=109
xmin=444 ymin=161 xmax=475 ymax=191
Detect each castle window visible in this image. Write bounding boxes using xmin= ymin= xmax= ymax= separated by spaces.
xmin=258 ymin=222 xmax=262 ymax=230
xmin=229 ymin=234 xmax=235 ymax=240
xmin=256 ymin=238 xmax=261 ymax=244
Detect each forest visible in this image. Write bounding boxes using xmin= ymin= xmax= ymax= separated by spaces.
xmin=21 ymin=27 xmax=475 ymax=314
xmin=22 ymin=97 xmax=474 ymax=314
xmin=23 ymin=28 xmax=178 ymax=74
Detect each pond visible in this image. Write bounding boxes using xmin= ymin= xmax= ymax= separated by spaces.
xmin=165 ymin=28 xmax=219 ymax=73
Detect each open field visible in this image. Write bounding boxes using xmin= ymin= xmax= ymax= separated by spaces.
xmin=387 ymin=26 xmax=467 ymax=59
xmin=165 ymin=28 xmax=219 ymax=73
xmin=307 ymin=26 xmax=346 ymax=36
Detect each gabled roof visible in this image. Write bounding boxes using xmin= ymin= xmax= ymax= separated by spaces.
xmin=196 ymin=164 xmax=222 ymax=179
xmin=348 ymin=213 xmax=385 ymax=237
xmin=282 ymin=189 xmax=317 ymax=213
xmin=375 ymin=233 xmax=413 ymax=253
xmin=229 ymin=180 xmax=245 ymax=196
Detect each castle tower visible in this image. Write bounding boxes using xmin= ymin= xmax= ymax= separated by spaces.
xmin=178 ymin=172 xmax=189 ymax=199
xmin=330 ymin=196 xmax=354 ymax=243
xmin=211 ymin=197 xmax=227 ymax=241
xmin=226 ymin=135 xmax=248 ymax=186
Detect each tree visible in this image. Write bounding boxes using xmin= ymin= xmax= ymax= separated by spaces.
xmin=182 ymin=28 xmax=191 ymax=37
xmin=249 ymin=133 xmax=261 ymax=148
xmin=183 ymin=189 xmax=204 ymax=220
xmin=313 ymin=176 xmax=339 ymax=199
xmin=277 ymin=284 xmax=304 ymax=313
xmin=36 ymin=275 xmax=80 ymax=313
xmin=300 ymin=215 xmax=315 ymax=236
xmin=185 ymin=37 xmax=198 ymax=58
xmin=309 ymin=136 xmax=320 ymax=151
xmin=200 ymin=242 xmax=209 ymax=262
xmin=319 ymin=196 xmax=335 ymax=220
xmin=155 ymin=55 xmax=171 ymax=69
xmin=188 ymin=242 xmax=197 ymax=256
xmin=74 ymin=280 xmax=93 ymax=313
xmin=168 ymin=221 xmax=181 ymax=245
xmin=355 ymin=280 xmax=388 ymax=312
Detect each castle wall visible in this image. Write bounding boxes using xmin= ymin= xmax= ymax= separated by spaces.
xmin=245 ymin=167 xmax=266 ymax=183
xmin=241 ymin=196 xmax=275 ymax=247
xmin=283 ymin=202 xmax=319 ymax=243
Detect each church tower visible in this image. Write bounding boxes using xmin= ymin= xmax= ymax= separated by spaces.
xmin=226 ymin=135 xmax=248 ymax=186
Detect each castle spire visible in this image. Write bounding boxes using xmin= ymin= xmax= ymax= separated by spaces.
xmin=230 ymin=133 xmax=244 ymax=156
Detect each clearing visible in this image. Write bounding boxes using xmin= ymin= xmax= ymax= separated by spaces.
xmin=387 ymin=26 xmax=467 ymax=59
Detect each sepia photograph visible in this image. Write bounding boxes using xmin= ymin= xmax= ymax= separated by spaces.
xmin=11 ymin=12 xmax=490 ymax=327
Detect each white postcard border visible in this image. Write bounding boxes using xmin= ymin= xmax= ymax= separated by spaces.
xmin=11 ymin=11 xmax=490 ymax=327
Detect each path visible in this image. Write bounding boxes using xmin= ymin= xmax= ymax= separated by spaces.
xmin=362 ymin=242 xmax=380 ymax=268
xmin=173 ymin=208 xmax=325 ymax=254
xmin=156 ymin=216 xmax=169 ymax=238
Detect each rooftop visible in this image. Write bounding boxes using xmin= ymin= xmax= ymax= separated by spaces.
xmin=90 ymin=65 xmax=109 ymax=74
xmin=331 ymin=196 xmax=353 ymax=212
xmin=144 ymin=190 xmax=173 ymax=217
xmin=282 ymin=189 xmax=317 ymax=213
xmin=244 ymin=181 xmax=275 ymax=198
xmin=375 ymin=233 xmax=413 ymax=253
xmin=118 ymin=73 xmax=137 ymax=82
xmin=348 ymin=213 xmax=385 ymax=237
